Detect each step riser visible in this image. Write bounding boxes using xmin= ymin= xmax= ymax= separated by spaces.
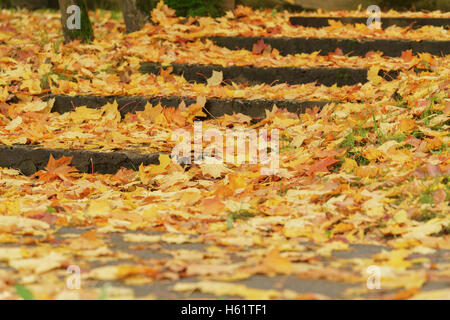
xmin=0 ymin=145 xmax=160 ymax=175
xmin=139 ymin=63 xmax=398 ymax=86
xmin=44 ymin=95 xmax=330 ymax=118
xmin=207 ymin=36 xmax=450 ymax=57
xmin=289 ymin=17 xmax=450 ymax=28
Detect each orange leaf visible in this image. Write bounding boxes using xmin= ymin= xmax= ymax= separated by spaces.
xmin=163 ymin=107 xmax=186 ymax=126
xmin=398 ymin=118 xmax=416 ymax=132
xmin=113 ymin=167 xmax=137 ymax=184
xmin=34 ymin=155 xmax=77 ymax=181
xmin=401 ymin=50 xmax=413 ymax=62
xmin=159 ymin=66 xmax=173 ymax=80
xmin=29 ymin=212 xmax=58 ymax=225
xmin=45 ymin=155 xmax=76 ymax=173
xmin=329 ymin=48 xmax=344 ymax=56
xmin=308 ymin=157 xmax=339 ymax=175
xmin=252 ymin=39 xmax=266 ymax=55
xmin=418 ymin=52 xmax=435 ymax=66
xmin=199 ymin=196 xmax=225 ymax=215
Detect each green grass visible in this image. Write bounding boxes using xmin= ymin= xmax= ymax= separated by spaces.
xmin=430 ymin=144 xmax=448 ymax=155
xmin=411 ymin=130 xmax=425 ymax=140
xmin=413 ymin=210 xmax=436 ymax=222
xmin=339 ymin=126 xmax=370 ymax=166
xmin=420 ymin=96 xmax=441 ymax=126
xmin=340 ymin=133 xmax=356 ymax=149
xmin=419 ymin=192 xmax=433 ymax=205
xmin=278 ymin=183 xmax=288 ymax=196
xmin=40 ymin=69 xmax=74 ymax=90
xmin=52 ymin=38 xmax=63 ymax=54
xmin=37 ymin=29 xmax=50 ymax=46
xmin=372 ymin=114 xmax=386 ymax=144
xmin=339 ymin=126 xmax=369 ymax=149
xmin=98 ymin=284 xmax=109 ymax=300
xmin=15 ymin=285 xmax=34 ymax=300
xmin=392 ymin=133 xmax=407 ymax=142
xmin=226 ymin=209 xmax=255 ymax=229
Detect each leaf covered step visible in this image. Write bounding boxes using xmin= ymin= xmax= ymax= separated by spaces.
xmin=0 ymin=145 xmax=160 ymax=175
xmin=139 ymin=63 xmax=399 ymax=86
xmin=207 ymin=36 xmax=450 ymax=57
xmin=289 ymin=16 xmax=450 ymax=29
xmin=43 ymin=94 xmax=329 ymax=118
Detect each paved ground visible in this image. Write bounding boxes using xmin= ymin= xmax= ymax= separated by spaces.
xmin=2 ymin=226 xmax=448 ymax=299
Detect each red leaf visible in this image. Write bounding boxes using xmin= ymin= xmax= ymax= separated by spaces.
xmin=267 ymin=26 xmax=282 ymax=35
xmin=426 ymin=163 xmax=443 ymax=177
xmin=329 ymin=48 xmax=344 ymax=56
xmin=29 ymin=212 xmax=58 ymax=225
xmin=365 ymin=51 xmax=376 ymax=58
xmin=401 ymin=50 xmax=413 ymax=62
xmin=252 ymin=39 xmax=267 ymax=55
xmin=432 ymin=189 xmax=446 ymax=204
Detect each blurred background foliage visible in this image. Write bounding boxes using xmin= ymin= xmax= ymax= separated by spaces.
xmin=377 ymin=0 xmax=450 ymax=11
xmin=0 ymin=0 xmax=449 ymax=15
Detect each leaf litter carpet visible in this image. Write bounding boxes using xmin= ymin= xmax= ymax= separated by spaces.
xmin=0 ymin=4 xmax=449 ymax=300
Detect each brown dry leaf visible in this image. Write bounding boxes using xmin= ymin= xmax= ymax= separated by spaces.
xmin=0 ymin=4 xmax=449 ymax=301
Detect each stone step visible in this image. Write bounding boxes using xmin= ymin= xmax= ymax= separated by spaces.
xmin=0 ymin=145 xmax=160 ymax=176
xmin=43 ymin=94 xmax=330 ymax=119
xmin=289 ymin=16 xmax=450 ymax=28
xmin=207 ymin=36 xmax=450 ymax=57
xmin=139 ymin=62 xmax=398 ymax=86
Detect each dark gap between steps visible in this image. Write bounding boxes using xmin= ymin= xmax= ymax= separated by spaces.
xmin=0 ymin=145 xmax=160 ymax=175
xmin=4 ymin=95 xmax=331 ymax=176
xmin=139 ymin=63 xmax=399 ymax=86
xmin=289 ymin=17 xmax=450 ymax=29
xmin=206 ymin=36 xmax=450 ymax=57
xmin=42 ymin=95 xmax=330 ymax=119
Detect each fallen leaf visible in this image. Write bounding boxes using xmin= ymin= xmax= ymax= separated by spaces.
xmin=207 ymin=70 xmax=223 ymax=86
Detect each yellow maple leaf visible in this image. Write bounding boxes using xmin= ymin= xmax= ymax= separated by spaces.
xmin=101 ymin=101 xmax=121 ymax=123
xmin=398 ymin=118 xmax=416 ymax=132
xmin=173 ymin=281 xmax=281 ymax=300
xmin=283 ymin=218 xmax=312 ymax=238
xmin=5 ymin=116 xmax=22 ymax=131
xmin=70 ymin=106 xmax=102 ymax=123
xmin=151 ymin=154 xmax=171 ymax=175
xmin=139 ymin=154 xmax=173 ymax=184
xmin=86 ymin=199 xmax=111 ymax=218
xmin=200 ymin=163 xmax=232 ymax=178
xmin=367 ymin=66 xmax=383 ymax=85
xmin=21 ymin=79 xmax=41 ymax=94
xmin=0 ymin=86 xmax=9 ymax=102
xmin=341 ymin=158 xmax=357 ymax=173
xmin=263 ymin=248 xmax=293 ymax=275
xmin=137 ymin=102 xmax=167 ymax=125
xmin=138 ymin=163 xmax=150 ymax=185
